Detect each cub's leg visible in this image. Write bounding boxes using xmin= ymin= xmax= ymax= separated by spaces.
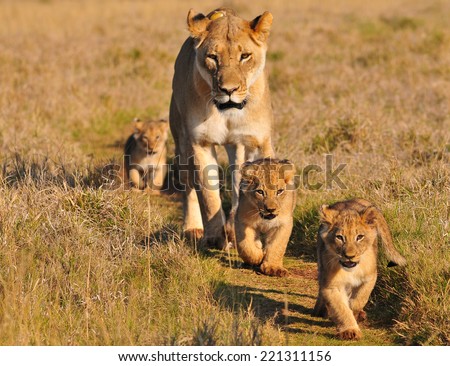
xmin=259 ymin=220 xmax=292 ymax=277
xmin=350 ymin=276 xmax=377 ymax=322
xmin=129 ymin=167 xmax=145 ymax=190
xmin=322 ymin=288 xmax=362 ymax=340
xmin=149 ymin=165 xmax=167 ymax=193
xmin=312 ymin=293 xmax=328 ymax=318
xmin=235 ymin=224 xmax=264 ymax=266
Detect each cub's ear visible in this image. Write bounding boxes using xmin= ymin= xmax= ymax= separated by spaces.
xmin=187 ymin=9 xmax=210 ymax=43
xmin=279 ymin=160 xmax=295 ymax=185
xmin=361 ymin=206 xmax=378 ymax=226
xmin=250 ymin=11 xmax=273 ymax=44
xmin=159 ymin=119 xmax=169 ymax=131
xmin=241 ymin=162 xmax=259 ymax=184
xmin=133 ymin=118 xmax=144 ymax=133
xmin=319 ymin=204 xmax=338 ymax=225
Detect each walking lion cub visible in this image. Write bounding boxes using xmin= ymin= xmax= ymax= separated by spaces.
xmin=235 ymin=158 xmax=296 ymax=277
xmin=123 ymin=118 xmax=168 ymax=192
xmin=312 ymin=198 xmax=406 ymax=340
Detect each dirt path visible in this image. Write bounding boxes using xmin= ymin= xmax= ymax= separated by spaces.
xmin=213 ymin=249 xmax=397 ymax=345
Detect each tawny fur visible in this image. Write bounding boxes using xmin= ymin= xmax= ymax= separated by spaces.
xmin=312 ymin=198 xmax=406 ymax=340
xmin=170 ymin=7 xmax=275 ymax=249
xmin=123 ymin=118 xmax=168 ymax=193
xmin=235 ymin=158 xmax=296 ymax=277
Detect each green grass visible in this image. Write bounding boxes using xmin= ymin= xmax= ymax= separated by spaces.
xmin=0 ymin=0 xmax=449 ymax=345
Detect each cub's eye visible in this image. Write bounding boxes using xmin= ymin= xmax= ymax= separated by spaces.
xmin=255 ymin=189 xmax=265 ymax=196
xmin=240 ymin=53 xmax=251 ymax=61
xmin=155 ymin=135 xmax=160 ymax=140
xmin=335 ymin=235 xmax=344 ymax=242
xmin=206 ymin=54 xmax=218 ymax=62
xmin=277 ymin=189 xmax=284 ymax=195
xmin=356 ymin=234 xmax=365 ymax=241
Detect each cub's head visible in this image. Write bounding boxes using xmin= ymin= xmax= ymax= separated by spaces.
xmin=133 ymin=118 xmax=169 ymax=153
xmin=240 ymin=158 xmax=295 ymax=220
xmin=319 ymin=205 xmax=379 ymax=269
xmin=187 ymin=8 xmax=273 ymax=111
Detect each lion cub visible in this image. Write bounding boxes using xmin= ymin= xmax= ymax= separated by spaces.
xmin=235 ymin=158 xmax=296 ymax=277
xmin=123 ymin=118 xmax=168 ymax=192
xmin=312 ymin=198 xmax=406 ymax=340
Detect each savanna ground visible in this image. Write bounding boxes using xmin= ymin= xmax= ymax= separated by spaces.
xmin=0 ymin=0 xmax=448 ymax=346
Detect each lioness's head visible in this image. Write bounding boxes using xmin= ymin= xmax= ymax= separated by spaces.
xmin=187 ymin=8 xmax=273 ymax=111
xmin=240 ymin=158 xmax=295 ymax=220
xmin=319 ymin=205 xmax=379 ymax=269
xmin=133 ymin=118 xmax=168 ymax=154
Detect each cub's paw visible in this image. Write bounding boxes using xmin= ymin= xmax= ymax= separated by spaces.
xmin=184 ymin=228 xmax=204 ymax=243
xmin=260 ymin=263 xmax=289 ymax=277
xmin=145 ymin=188 xmax=162 ymax=196
xmin=338 ymin=327 xmax=362 ymax=340
xmin=312 ymin=304 xmax=328 ymax=318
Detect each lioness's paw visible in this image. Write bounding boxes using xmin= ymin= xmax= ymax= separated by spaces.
xmin=338 ymin=327 xmax=362 ymax=340
xmin=260 ymin=264 xmax=289 ymax=277
xmin=202 ymin=235 xmax=227 ymax=250
xmin=184 ymin=228 xmax=204 ymax=242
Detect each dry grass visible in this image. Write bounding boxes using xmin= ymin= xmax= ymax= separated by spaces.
xmin=0 ymin=0 xmax=449 ymax=345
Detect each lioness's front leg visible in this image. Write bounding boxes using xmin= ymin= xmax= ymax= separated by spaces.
xmin=260 ymin=220 xmax=292 ymax=277
xmin=225 ymin=143 xmax=245 ymax=245
xmin=322 ymin=288 xmax=361 ymax=340
xmin=192 ymin=144 xmax=227 ymax=249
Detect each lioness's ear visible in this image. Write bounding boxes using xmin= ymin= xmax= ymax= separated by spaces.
xmin=319 ymin=204 xmax=338 ymax=225
xmin=187 ymin=9 xmax=210 ymax=41
xmin=250 ymin=11 xmax=273 ymax=44
xmin=361 ymin=206 xmax=378 ymax=226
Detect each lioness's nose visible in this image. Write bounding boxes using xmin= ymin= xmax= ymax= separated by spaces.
xmin=219 ymin=85 xmax=238 ymax=95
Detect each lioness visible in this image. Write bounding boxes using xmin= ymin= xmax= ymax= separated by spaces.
xmin=123 ymin=118 xmax=168 ymax=192
xmin=235 ymin=158 xmax=296 ymax=277
xmin=170 ymin=8 xmax=275 ymax=249
xmin=312 ymin=198 xmax=406 ymax=340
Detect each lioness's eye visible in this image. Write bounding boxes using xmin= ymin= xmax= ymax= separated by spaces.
xmin=240 ymin=53 xmax=251 ymax=61
xmin=356 ymin=234 xmax=365 ymax=241
xmin=277 ymin=189 xmax=284 ymax=195
xmin=335 ymin=235 xmax=344 ymax=242
xmin=255 ymin=189 xmax=264 ymax=196
xmin=206 ymin=54 xmax=218 ymax=61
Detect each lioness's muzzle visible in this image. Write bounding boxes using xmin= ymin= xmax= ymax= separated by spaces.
xmin=214 ymin=99 xmax=247 ymax=111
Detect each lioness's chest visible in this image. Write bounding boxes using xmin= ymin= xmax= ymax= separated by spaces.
xmin=190 ymin=110 xmax=267 ymax=146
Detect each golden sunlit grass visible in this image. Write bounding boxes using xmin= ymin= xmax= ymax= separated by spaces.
xmin=0 ymin=0 xmax=448 ymax=345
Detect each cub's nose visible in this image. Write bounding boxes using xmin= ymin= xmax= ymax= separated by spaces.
xmin=264 ymin=205 xmax=277 ymax=213
xmin=344 ymin=253 xmax=356 ymax=260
